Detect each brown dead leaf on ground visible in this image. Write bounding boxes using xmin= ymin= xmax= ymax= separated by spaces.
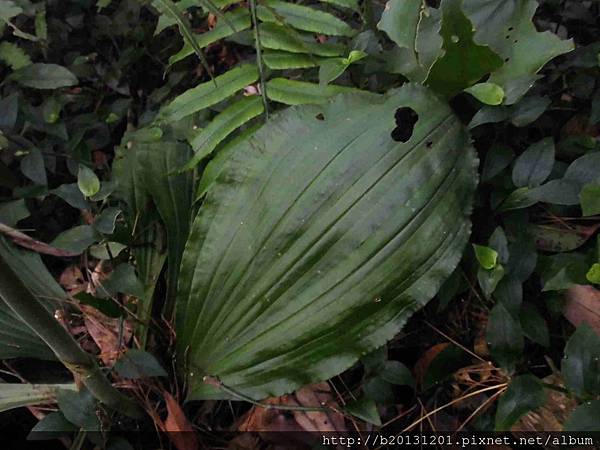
xmin=237 ymin=382 xmax=346 ymax=449
xmin=563 ymin=285 xmax=600 ymax=337
xmin=79 ymin=304 xmax=132 ymax=366
xmin=413 ymin=342 xmax=449 ymax=387
xmin=158 ymin=392 xmax=199 ymax=450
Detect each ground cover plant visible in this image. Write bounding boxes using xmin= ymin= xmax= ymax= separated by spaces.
xmin=0 ymin=0 xmax=599 ymax=448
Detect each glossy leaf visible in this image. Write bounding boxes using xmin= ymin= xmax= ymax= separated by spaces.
xmin=168 ymin=8 xmax=250 ymax=65
xmin=77 ymin=165 xmax=100 ymax=198
xmin=564 ymin=401 xmax=600 ymax=432
xmin=0 ymin=41 xmax=31 ymax=70
xmin=426 ymin=0 xmax=503 ymax=96
xmin=473 ymin=244 xmax=498 ymax=270
xmin=258 ymin=0 xmax=354 ymax=37
xmin=0 ymin=383 xmax=76 ymax=413
xmin=263 ymin=51 xmax=322 ymax=70
xmin=9 ymin=63 xmax=78 ymax=89
xmin=494 ymin=375 xmax=545 ymax=430
xmin=562 ymin=324 xmax=600 ymax=396
xmin=580 ymin=183 xmax=600 ymax=217
xmin=512 ymin=138 xmax=554 ymax=188
xmin=266 ymin=78 xmax=365 ymax=105
xmin=345 ymin=398 xmax=381 ymax=425
xmin=487 ymin=302 xmax=523 ymax=372
xmin=462 ymin=0 xmax=574 ymax=103
xmin=114 ymin=349 xmax=168 ymax=379
xmin=259 ymin=23 xmax=345 ymax=57
xmin=464 ymin=82 xmax=504 ymax=105
xmin=177 ymin=84 xmax=477 ymax=400
xmin=185 ymin=96 xmax=264 ymax=169
xmin=158 ymin=65 xmax=259 ymax=122
xmin=113 ymin=134 xmax=193 ymax=320
xmin=50 ymin=225 xmax=98 ymax=255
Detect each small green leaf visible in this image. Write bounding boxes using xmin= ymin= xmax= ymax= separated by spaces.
xmin=114 ymin=349 xmax=168 ymax=379
xmin=494 ymin=375 xmax=546 ymax=430
xmin=562 ymin=324 xmax=600 ymax=396
xmin=512 ymin=138 xmax=555 ymax=188
xmin=564 ymin=401 xmax=600 ymax=432
xmin=51 ymin=184 xmax=88 ymax=209
xmin=99 ymin=263 xmax=144 ymax=298
xmin=587 ymin=263 xmax=600 ymax=284
xmin=481 ymin=145 xmax=514 ymax=181
xmin=51 ymin=225 xmax=98 ymax=254
xmin=464 ymin=82 xmax=504 ymax=105
xmin=487 ymin=302 xmax=523 ymax=372
xmin=363 ymin=376 xmax=394 ymax=404
xmin=89 ymin=242 xmax=127 ymax=260
xmin=93 ymin=207 xmax=121 ymax=235
xmin=477 ymin=264 xmax=505 ymax=297
xmin=28 ymin=411 xmax=77 ymax=439
xmin=345 ymin=398 xmax=381 ymax=426
xmin=473 ymin=244 xmax=498 ymax=269
xmin=580 ymin=183 xmax=600 ymax=217
xmin=10 ymin=63 xmax=78 ymax=89
xmin=380 ymin=361 xmax=414 ymax=387
xmin=77 ymin=165 xmax=100 ymax=198
xmin=520 ymin=304 xmax=549 ymax=347
xmin=57 ymin=389 xmax=100 ymax=431
xmin=20 ymin=149 xmax=47 ymax=186
xmin=0 ymin=199 xmax=29 ymax=226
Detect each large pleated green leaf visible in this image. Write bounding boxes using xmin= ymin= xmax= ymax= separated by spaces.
xmin=177 ymin=83 xmax=477 ymax=401
xmin=0 ymin=237 xmax=64 ymax=360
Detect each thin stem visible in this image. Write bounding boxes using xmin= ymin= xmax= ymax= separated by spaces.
xmin=248 ymin=0 xmax=269 ymax=120
xmin=203 ymin=376 xmax=329 ymax=412
xmin=0 ymin=253 xmax=142 ymax=418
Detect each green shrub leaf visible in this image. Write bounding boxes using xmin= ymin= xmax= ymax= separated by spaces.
xmin=494 ymin=375 xmax=546 ymax=430
xmin=158 ymin=65 xmax=259 ymax=122
xmin=562 ymin=324 xmax=600 ymax=397
xmin=10 ymin=63 xmax=78 ymax=89
xmin=464 ymin=82 xmax=504 ymax=105
xmin=176 ymin=84 xmax=477 ymax=400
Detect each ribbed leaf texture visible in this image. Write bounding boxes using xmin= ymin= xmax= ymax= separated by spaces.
xmin=177 ymin=84 xmax=478 ymax=400
xmin=0 ymin=238 xmax=64 ymax=360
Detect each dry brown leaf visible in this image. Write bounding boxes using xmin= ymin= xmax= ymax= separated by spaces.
xmin=79 ymin=304 xmax=132 ymax=366
xmin=413 ymin=342 xmax=449 ymax=387
xmin=238 ymin=383 xmax=345 ymax=449
xmin=59 ymin=266 xmax=89 ymax=296
xmin=0 ymin=223 xmax=78 ymax=257
xmin=161 ymin=392 xmax=199 ymax=450
xmin=563 ymin=285 xmax=600 ymax=337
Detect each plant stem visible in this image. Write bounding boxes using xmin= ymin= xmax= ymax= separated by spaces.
xmin=0 ymin=254 xmax=142 ymax=418
xmin=248 ymin=0 xmax=269 ymax=120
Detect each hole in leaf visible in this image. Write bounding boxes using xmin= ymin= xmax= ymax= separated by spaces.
xmin=426 ymin=141 xmax=433 ymax=148
xmin=315 ymin=113 xmax=325 ymax=121
xmin=504 ymin=58 xmax=510 ymax=62
xmin=391 ymin=107 xmax=418 ymax=143
xmin=505 ymin=35 xmax=510 ymax=39
xmin=508 ymin=26 xmax=514 ymax=31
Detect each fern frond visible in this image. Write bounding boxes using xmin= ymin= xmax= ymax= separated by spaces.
xmin=0 ymin=41 xmax=32 ymax=70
